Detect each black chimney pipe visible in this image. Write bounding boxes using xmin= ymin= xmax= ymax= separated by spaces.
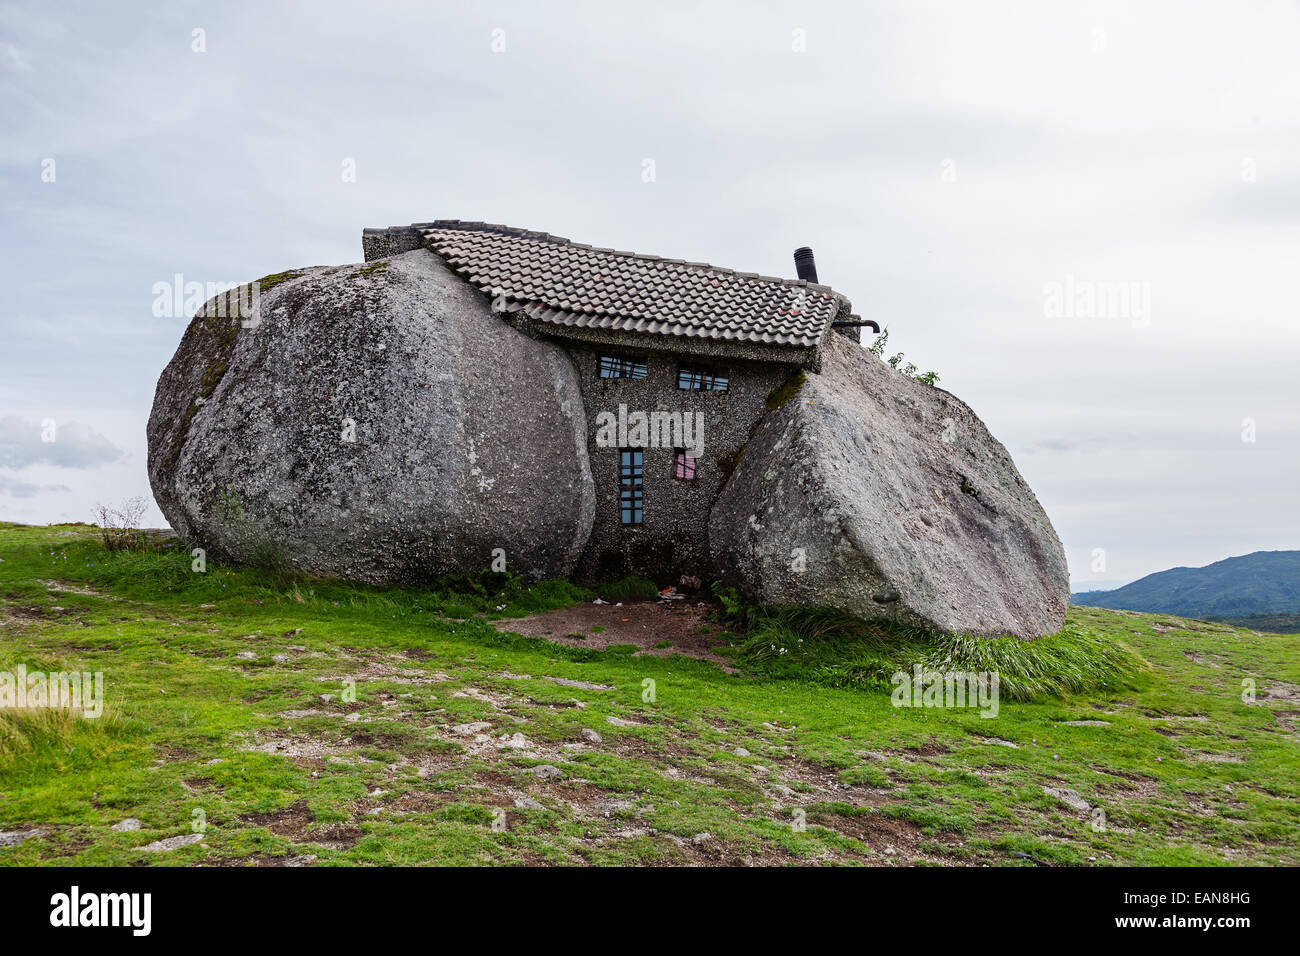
xmin=793 ymin=247 xmax=818 ymax=283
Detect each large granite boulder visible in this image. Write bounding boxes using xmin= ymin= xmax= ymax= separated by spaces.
xmin=708 ymin=334 xmax=1068 ymax=638
xmin=147 ymin=250 xmax=594 ymax=583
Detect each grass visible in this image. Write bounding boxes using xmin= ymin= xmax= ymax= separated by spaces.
xmin=596 ymin=575 xmax=660 ymax=603
xmin=1 ymin=522 xmax=1297 ymax=866
xmin=714 ymin=587 xmax=1149 ymax=701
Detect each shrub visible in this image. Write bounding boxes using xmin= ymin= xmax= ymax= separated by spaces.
xmin=91 ymin=497 xmax=149 ymax=552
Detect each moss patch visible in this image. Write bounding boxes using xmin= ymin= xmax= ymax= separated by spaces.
xmin=157 ymin=272 xmax=304 ymax=480
xmin=765 ymin=371 xmax=807 ymax=412
xmin=254 ymin=269 xmax=305 ymax=293
xmin=716 ymin=443 xmax=746 ymax=485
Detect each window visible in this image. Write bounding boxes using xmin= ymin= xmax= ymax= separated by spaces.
xmin=673 ymin=450 xmax=697 ymax=480
xmin=677 ymin=363 xmax=728 ymax=391
xmin=620 ymin=450 xmax=644 ymax=524
xmin=600 ymin=354 xmax=648 ymax=380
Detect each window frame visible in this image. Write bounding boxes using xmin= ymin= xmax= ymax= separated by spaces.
xmin=619 ymin=449 xmax=644 ymax=524
xmin=672 ymin=449 xmax=698 ymax=481
xmin=599 ymin=354 xmax=648 ymax=380
xmin=677 ymin=362 xmax=729 ymax=391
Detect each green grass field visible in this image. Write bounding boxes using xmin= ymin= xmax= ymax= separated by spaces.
xmin=1 ymin=522 xmax=1296 ymax=866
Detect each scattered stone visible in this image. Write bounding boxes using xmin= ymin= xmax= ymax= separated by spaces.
xmin=546 ymin=676 xmax=613 ymax=691
xmin=1061 ymin=720 xmax=1110 ymax=727
xmin=1042 ymin=786 xmax=1090 ymax=812
xmin=277 ymin=854 xmax=316 ymax=867
xmin=733 ymin=747 xmax=751 ymax=757
xmin=452 ymin=721 xmax=493 ymax=735
xmin=580 ymin=728 xmax=603 ymax=744
xmin=237 ymin=650 xmax=256 ymax=660
xmin=110 ymin=819 xmax=142 ymax=832
xmin=528 ymin=764 xmax=564 ymax=780
xmin=499 ymin=732 xmax=531 ymax=749
xmin=984 ymin=738 xmax=1020 ymax=748
xmin=0 ymin=829 xmax=44 ymax=847
xmin=141 ymin=833 xmax=205 ymax=852
xmin=605 ymin=716 xmax=641 ymax=727
xmin=514 ymin=797 xmax=545 ymax=810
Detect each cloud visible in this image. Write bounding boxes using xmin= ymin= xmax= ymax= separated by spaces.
xmin=0 ymin=415 xmax=126 ymax=469
xmin=1 ymin=0 xmax=1298 ymax=583
xmin=0 ymin=474 xmax=70 ymax=498
xmin=0 ymin=40 xmax=31 ymax=74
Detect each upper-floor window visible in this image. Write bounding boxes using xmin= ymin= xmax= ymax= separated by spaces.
xmin=600 ymin=354 xmax=648 ymax=380
xmin=678 ymin=363 xmax=728 ymax=391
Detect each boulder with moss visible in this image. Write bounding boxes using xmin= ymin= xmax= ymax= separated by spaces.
xmin=707 ymin=334 xmax=1069 ymax=639
xmin=147 ymin=250 xmax=595 ymax=582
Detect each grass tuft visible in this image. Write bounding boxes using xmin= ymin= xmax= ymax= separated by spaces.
xmin=0 ymin=707 xmax=133 ymax=769
xmin=713 ymin=584 xmax=1149 ymax=701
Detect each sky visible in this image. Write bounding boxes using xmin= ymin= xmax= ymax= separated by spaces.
xmin=1 ymin=0 xmax=1297 ymax=591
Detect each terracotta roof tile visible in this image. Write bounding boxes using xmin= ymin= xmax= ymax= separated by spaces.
xmin=414 ymin=220 xmax=848 ymax=351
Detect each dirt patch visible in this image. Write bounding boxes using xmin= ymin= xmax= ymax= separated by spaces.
xmin=38 ymin=579 xmax=109 ymax=598
xmin=1185 ymin=751 xmax=1245 ymax=764
xmin=239 ymin=800 xmax=363 ymax=848
xmin=655 ymin=830 xmax=810 ymax=866
xmin=495 ymin=601 xmax=735 ymax=669
xmin=889 ymin=741 xmax=951 ymax=758
xmin=0 ymin=603 xmax=79 ymax=626
xmin=239 ymin=730 xmax=377 ymax=764
xmin=1262 ymin=681 xmax=1300 ymax=703
xmin=810 ymin=808 xmax=921 ymax=852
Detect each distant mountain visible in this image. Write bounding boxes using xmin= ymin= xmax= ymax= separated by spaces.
xmin=1070 ymin=578 xmax=1132 ymax=594
xmin=1071 ymin=550 xmax=1300 ymax=619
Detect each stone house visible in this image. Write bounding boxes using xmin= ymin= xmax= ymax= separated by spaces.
xmin=361 ymin=221 xmax=876 ymax=582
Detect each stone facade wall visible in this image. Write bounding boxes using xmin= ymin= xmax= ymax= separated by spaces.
xmin=362 ymin=227 xmax=424 ymax=262
xmin=558 ymin=340 xmax=796 ymax=584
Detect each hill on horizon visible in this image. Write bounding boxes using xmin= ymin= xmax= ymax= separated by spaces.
xmin=1071 ymin=550 xmax=1300 ymax=621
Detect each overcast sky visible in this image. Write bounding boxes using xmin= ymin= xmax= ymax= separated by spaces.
xmin=2 ymin=0 xmax=1297 ymax=589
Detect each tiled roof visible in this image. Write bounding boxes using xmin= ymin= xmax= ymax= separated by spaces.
xmin=412 ymin=220 xmax=848 ymax=350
